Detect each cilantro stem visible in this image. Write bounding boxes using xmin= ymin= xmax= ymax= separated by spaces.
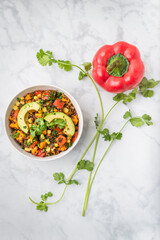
xmin=82 ymin=101 xmax=120 ymax=215
xmin=72 ymin=65 xmax=104 ymax=122
xmin=29 ymin=185 xmax=68 ymax=206
xmin=66 ymin=132 xmax=98 ymax=181
xmin=82 ymin=119 xmax=130 ymax=216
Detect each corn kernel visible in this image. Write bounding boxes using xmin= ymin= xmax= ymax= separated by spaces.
xmin=25 ymin=147 xmax=31 ymax=152
xmin=28 ymin=124 xmax=32 ymax=128
xmin=47 ymin=130 xmax=51 ymax=135
xmin=20 ymin=96 xmax=24 ymax=100
xmin=20 ymin=100 xmax=25 ymax=105
xmin=46 ymin=146 xmax=51 ymax=152
xmin=54 ymin=143 xmax=58 ymax=147
xmin=13 ymin=105 xmax=18 ymax=110
xmin=37 ymin=93 xmax=41 ymax=98
xmin=34 ymin=96 xmax=38 ymax=100
xmin=40 ymin=134 xmax=45 ymax=140
xmin=42 ymin=107 xmax=47 ymax=112
xmin=28 ymin=118 xmax=33 ymax=123
xmin=16 ymin=101 xmax=20 ymax=106
xmin=27 ymin=139 xmax=32 ymax=144
xmin=63 ymin=107 xmax=69 ymax=113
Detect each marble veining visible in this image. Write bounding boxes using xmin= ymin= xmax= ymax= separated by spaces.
xmin=0 ymin=0 xmax=160 ymax=239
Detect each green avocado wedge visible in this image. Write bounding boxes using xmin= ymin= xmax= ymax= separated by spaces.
xmin=44 ymin=112 xmax=75 ymax=136
xmin=17 ymin=102 xmax=40 ymax=133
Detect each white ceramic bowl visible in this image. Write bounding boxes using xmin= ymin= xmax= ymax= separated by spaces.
xmin=5 ymin=85 xmax=83 ymax=161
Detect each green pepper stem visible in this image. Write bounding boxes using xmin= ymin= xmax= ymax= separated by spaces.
xmin=82 ymin=119 xmax=130 ymax=216
xmin=107 ymin=59 xmax=121 ymax=72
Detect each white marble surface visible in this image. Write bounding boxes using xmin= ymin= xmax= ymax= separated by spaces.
xmin=0 ymin=0 xmax=160 ymax=239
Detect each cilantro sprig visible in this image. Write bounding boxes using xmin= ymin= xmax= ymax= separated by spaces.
xmin=113 ymin=77 xmax=159 ymax=104
xmin=11 ymin=132 xmax=20 ymax=139
xmin=30 ymin=118 xmax=47 ymax=138
xmin=30 ymin=118 xmax=66 ymax=138
xmin=53 ymin=172 xmax=79 ymax=185
xmin=36 ymin=192 xmax=53 ymax=212
xmin=123 ymin=110 xmax=153 ymax=127
xmin=47 ymin=118 xmax=66 ymax=129
xmin=77 ymin=160 xmax=94 ymax=171
xmin=79 ymin=62 xmax=92 ymax=80
xmin=37 ymin=49 xmax=72 ymax=71
xmin=30 ymin=48 xmax=159 ymax=216
xmin=139 ymin=77 xmax=159 ymax=97
xmin=99 ymin=128 xmax=122 ymax=141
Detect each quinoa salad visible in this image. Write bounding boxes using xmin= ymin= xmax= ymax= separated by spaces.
xmin=9 ymin=90 xmax=79 ymax=157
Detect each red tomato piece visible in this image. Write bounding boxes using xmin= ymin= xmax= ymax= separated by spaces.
xmin=42 ymin=91 xmax=50 ymax=100
xmin=53 ymin=99 xmax=65 ymax=109
xmin=34 ymin=91 xmax=42 ymax=96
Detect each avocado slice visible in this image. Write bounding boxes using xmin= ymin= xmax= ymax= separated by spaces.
xmin=17 ymin=102 xmax=40 ymax=133
xmin=44 ymin=112 xmax=75 ymax=136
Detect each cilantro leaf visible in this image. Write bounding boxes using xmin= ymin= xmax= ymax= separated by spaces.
xmin=111 ymin=132 xmax=122 ymax=140
xmin=113 ymin=93 xmax=127 ymax=102
xmin=30 ymin=118 xmax=47 ymax=137
xmin=53 ymin=172 xmax=79 ymax=185
xmin=123 ymin=110 xmax=132 ymax=119
xmin=11 ymin=132 xmax=20 ymax=139
xmin=47 ymin=118 xmax=66 ymax=129
xmin=129 ymin=117 xmax=144 ymax=127
xmin=37 ymin=49 xmax=56 ymax=66
xmin=77 ymin=160 xmax=94 ymax=171
xmin=139 ymin=77 xmax=159 ymax=97
xmin=30 ymin=129 xmax=36 ymax=138
xmin=99 ymin=128 xmax=122 ymax=141
xmin=94 ymin=113 xmax=99 ymax=129
xmin=67 ymin=179 xmax=79 ymax=185
xmin=35 ymin=192 xmax=53 ymax=212
xmin=53 ymin=172 xmax=64 ymax=182
xmin=41 ymin=192 xmax=53 ymax=201
xmin=82 ymin=62 xmax=92 ymax=71
xmin=142 ymin=114 xmax=153 ymax=126
xmin=36 ymin=202 xmax=48 ymax=212
xmin=37 ymin=49 xmax=72 ymax=71
xmin=113 ymin=88 xmax=138 ymax=104
xmin=57 ymin=60 xmax=72 ymax=71
xmin=99 ymin=128 xmax=111 ymax=141
xmin=79 ymin=71 xmax=87 ymax=80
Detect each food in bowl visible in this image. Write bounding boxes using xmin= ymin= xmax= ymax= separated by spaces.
xmin=9 ymin=89 xmax=79 ymax=157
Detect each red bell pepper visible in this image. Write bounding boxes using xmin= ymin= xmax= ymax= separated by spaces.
xmin=72 ymin=131 xmax=78 ymax=143
xmin=37 ymin=149 xmax=46 ymax=157
xmin=13 ymin=110 xmax=19 ymax=120
xmin=92 ymin=41 xmax=145 ymax=93
xmin=30 ymin=140 xmax=38 ymax=149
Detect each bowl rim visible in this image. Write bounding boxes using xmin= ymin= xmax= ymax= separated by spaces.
xmin=5 ymin=84 xmax=83 ymax=161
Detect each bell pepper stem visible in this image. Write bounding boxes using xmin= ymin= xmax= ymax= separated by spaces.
xmin=107 ymin=59 xmax=121 ymax=72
